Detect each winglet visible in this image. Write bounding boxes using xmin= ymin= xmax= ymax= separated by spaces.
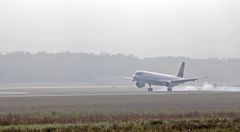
xmin=177 ymin=62 xmax=185 ymax=78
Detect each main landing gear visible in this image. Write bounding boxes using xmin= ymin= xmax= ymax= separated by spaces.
xmin=148 ymin=84 xmax=153 ymax=92
xmin=148 ymin=87 xmax=153 ymax=92
xmin=167 ymin=87 xmax=172 ymax=92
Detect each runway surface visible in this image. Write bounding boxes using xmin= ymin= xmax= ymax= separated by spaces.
xmin=0 ymin=85 xmax=240 ymax=113
xmin=0 ymin=85 xmax=240 ymax=97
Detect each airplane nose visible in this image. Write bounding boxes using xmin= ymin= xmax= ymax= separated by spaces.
xmin=132 ymin=73 xmax=136 ymax=77
xmin=132 ymin=74 xmax=136 ymax=81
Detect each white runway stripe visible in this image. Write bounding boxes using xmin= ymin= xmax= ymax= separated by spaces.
xmin=0 ymin=92 xmax=29 ymax=95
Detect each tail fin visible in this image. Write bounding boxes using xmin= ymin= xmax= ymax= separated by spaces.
xmin=177 ymin=62 xmax=185 ymax=78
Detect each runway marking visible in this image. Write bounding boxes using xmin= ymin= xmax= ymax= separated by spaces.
xmin=0 ymin=92 xmax=29 ymax=95
xmin=0 ymin=86 xmax=133 ymax=90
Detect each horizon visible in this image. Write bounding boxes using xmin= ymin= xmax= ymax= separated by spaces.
xmin=0 ymin=51 xmax=240 ymax=60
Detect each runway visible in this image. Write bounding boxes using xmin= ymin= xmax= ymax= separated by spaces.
xmin=0 ymin=86 xmax=147 ymax=97
xmin=0 ymin=85 xmax=240 ymax=97
xmin=0 ymin=86 xmax=240 ymax=113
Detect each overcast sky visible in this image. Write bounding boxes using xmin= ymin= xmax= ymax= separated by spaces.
xmin=0 ymin=0 xmax=239 ymax=58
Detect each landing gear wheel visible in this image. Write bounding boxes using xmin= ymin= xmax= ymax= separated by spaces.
xmin=167 ymin=87 xmax=172 ymax=92
xmin=148 ymin=88 xmax=153 ymax=92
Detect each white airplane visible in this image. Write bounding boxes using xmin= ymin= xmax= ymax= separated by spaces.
xmin=123 ymin=62 xmax=207 ymax=92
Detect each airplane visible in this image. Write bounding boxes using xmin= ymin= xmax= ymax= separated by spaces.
xmin=122 ymin=62 xmax=207 ymax=92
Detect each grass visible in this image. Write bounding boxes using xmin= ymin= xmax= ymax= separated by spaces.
xmin=0 ymin=111 xmax=240 ymax=131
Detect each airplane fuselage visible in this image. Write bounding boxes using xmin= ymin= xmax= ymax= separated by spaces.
xmin=133 ymin=70 xmax=182 ymax=88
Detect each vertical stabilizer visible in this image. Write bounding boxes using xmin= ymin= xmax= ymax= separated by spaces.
xmin=177 ymin=62 xmax=185 ymax=78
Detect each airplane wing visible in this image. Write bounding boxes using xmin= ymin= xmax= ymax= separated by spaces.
xmin=121 ymin=77 xmax=134 ymax=81
xmin=171 ymin=77 xmax=208 ymax=84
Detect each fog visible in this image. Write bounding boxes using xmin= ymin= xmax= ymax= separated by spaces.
xmin=1 ymin=0 xmax=240 ymax=58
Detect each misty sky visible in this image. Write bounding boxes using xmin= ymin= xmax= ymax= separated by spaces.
xmin=0 ymin=0 xmax=240 ymax=58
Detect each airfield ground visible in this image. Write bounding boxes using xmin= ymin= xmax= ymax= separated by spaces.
xmin=0 ymin=86 xmax=240 ymax=113
xmin=1 ymin=86 xmax=240 ymax=131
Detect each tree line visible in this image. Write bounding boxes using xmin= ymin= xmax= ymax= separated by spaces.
xmin=0 ymin=52 xmax=239 ymax=86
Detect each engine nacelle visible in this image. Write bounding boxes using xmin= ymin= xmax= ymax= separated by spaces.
xmin=136 ymin=82 xmax=145 ymax=88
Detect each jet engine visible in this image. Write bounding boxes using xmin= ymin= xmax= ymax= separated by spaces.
xmin=136 ymin=82 xmax=145 ymax=88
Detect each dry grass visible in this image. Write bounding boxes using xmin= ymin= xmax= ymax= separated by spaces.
xmin=0 ymin=112 xmax=239 ymax=131
xmin=0 ymin=111 xmax=239 ymax=125
xmin=0 ymin=118 xmax=240 ymax=132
